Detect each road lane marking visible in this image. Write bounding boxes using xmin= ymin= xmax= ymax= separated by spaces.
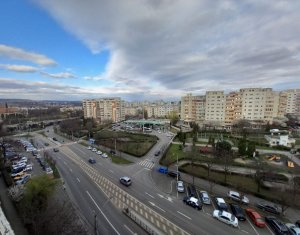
xmin=76 ymin=178 xmax=80 ymax=183
xmin=148 ymin=201 xmax=166 ymax=212
xmin=241 ymin=230 xmax=249 ymax=234
xmin=177 ymin=211 xmax=191 ymax=220
xmin=69 ymin=168 xmax=73 ymax=172
xmin=86 ymin=191 xmax=120 ymax=235
xmin=109 ymin=169 xmax=114 ymax=174
xmin=63 ymin=161 xmax=66 ymax=165
xmin=145 ymin=192 xmax=154 ymax=198
xmin=124 ymin=225 xmax=136 ymax=235
xmin=246 ymin=218 xmax=259 ymax=235
xmin=266 ymin=225 xmax=276 ymax=235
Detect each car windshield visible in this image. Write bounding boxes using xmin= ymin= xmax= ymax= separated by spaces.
xmin=231 ymin=215 xmax=235 ymax=221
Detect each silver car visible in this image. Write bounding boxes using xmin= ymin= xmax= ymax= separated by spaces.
xmin=177 ymin=181 xmax=185 ymax=193
xmin=200 ymin=191 xmax=211 ymax=205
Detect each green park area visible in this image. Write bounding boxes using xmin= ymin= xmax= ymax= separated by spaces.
xmin=94 ymin=130 xmax=157 ymax=157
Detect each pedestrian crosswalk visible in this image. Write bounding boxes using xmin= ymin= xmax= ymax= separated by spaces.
xmin=139 ymin=159 xmax=155 ymax=169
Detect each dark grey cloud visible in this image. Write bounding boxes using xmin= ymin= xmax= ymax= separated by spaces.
xmin=32 ymin=0 xmax=300 ymax=98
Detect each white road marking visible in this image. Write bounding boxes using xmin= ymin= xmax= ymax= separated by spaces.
xmin=145 ymin=192 xmax=154 ymax=198
xmin=177 ymin=211 xmax=192 ymax=220
xmin=69 ymin=168 xmax=73 ymax=172
xmin=124 ymin=225 xmax=136 ymax=235
xmin=109 ymin=169 xmax=114 ymax=174
xmin=157 ymin=194 xmax=173 ymax=202
xmin=148 ymin=201 xmax=166 ymax=212
xmin=241 ymin=230 xmax=249 ymax=234
xmin=63 ymin=161 xmax=67 ymax=165
xmin=76 ymin=178 xmax=80 ymax=183
xmin=266 ymin=224 xmax=276 ymax=235
xmin=86 ymin=191 xmax=120 ymax=235
xmin=246 ymin=218 xmax=259 ymax=235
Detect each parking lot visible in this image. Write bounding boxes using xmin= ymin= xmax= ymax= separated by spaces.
xmin=151 ymin=169 xmax=297 ymax=235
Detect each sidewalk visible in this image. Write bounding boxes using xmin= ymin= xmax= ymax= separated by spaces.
xmin=0 ymin=177 xmax=28 ymax=235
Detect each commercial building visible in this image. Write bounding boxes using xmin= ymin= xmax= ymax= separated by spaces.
xmin=82 ymin=98 xmax=125 ymax=123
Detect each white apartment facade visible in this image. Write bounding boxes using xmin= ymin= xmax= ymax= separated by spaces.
xmin=205 ymin=91 xmax=225 ymax=126
xmin=181 ymin=87 xmax=299 ymax=127
xmin=146 ymin=103 xmax=179 ymax=118
xmin=82 ymin=98 xmax=125 ymax=123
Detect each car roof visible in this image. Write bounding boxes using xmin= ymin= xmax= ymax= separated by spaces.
xmin=220 ymin=210 xmax=232 ymax=218
xmin=121 ymin=176 xmax=131 ymax=181
xmin=189 ymin=197 xmax=198 ymax=203
xmin=216 ymin=197 xmax=226 ymax=203
xmin=229 ymin=191 xmax=240 ymax=196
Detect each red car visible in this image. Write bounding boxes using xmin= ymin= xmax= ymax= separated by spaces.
xmin=245 ymin=208 xmax=266 ymax=228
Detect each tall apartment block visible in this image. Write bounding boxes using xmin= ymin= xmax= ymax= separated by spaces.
xmin=146 ymin=102 xmax=179 ymax=118
xmin=181 ymin=88 xmax=299 ymax=127
xmin=181 ymin=93 xmax=205 ymax=124
xmin=82 ymin=98 xmax=125 ymax=123
xmin=205 ymin=91 xmax=225 ymax=125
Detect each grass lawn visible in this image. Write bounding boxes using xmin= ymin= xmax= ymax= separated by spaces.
xmin=296 ymin=139 xmax=300 ymax=145
xmin=110 ymin=155 xmax=132 ymax=164
xmin=95 ymin=130 xmax=157 ymax=157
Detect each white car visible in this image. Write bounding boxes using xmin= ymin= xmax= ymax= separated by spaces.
xmin=92 ymin=148 xmax=97 ymax=152
xmin=102 ymin=153 xmax=108 ymax=158
xmin=213 ymin=210 xmax=238 ymax=228
xmin=227 ymin=190 xmax=249 ymax=204
xmin=96 ymin=150 xmax=102 ymax=155
xmin=286 ymin=223 xmax=300 ymax=235
xmin=176 ymin=181 xmax=185 ymax=193
xmin=88 ymin=146 xmax=92 ymax=150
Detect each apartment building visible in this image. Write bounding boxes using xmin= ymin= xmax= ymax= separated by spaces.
xmin=225 ymin=91 xmax=242 ymax=126
xmin=146 ymin=102 xmax=179 ymax=118
xmin=240 ymin=88 xmax=279 ymax=122
xmin=181 ymin=88 xmax=299 ymax=127
xmin=282 ymin=89 xmax=300 ymax=115
xmin=82 ymin=98 xmax=125 ymax=123
xmin=205 ymin=91 xmax=225 ymax=126
xmin=181 ymin=93 xmax=205 ymax=124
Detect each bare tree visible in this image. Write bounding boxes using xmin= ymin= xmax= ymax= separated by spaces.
xmin=8 ymin=185 xmax=25 ymax=202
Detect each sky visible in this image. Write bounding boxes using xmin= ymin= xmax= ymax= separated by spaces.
xmin=0 ymin=0 xmax=300 ymax=101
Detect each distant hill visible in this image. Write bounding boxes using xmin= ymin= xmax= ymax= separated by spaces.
xmin=0 ymin=99 xmax=81 ymax=107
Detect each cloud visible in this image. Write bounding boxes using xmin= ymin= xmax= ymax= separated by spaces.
xmin=40 ymin=71 xmax=76 ymax=79
xmin=0 ymin=44 xmax=56 ymax=66
xmin=0 ymin=64 xmax=38 ymax=73
xmin=32 ymin=0 xmax=300 ymax=98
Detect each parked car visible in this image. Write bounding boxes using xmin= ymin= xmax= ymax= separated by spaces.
xmin=154 ymin=151 xmax=160 ymax=156
xmin=110 ymin=150 xmax=116 ymax=155
xmin=295 ymin=221 xmax=300 ymax=228
xmin=92 ymin=148 xmax=97 ymax=152
xmin=52 ymin=137 xmax=57 ymax=141
xmin=245 ymin=208 xmax=265 ymax=228
xmin=168 ymin=171 xmax=180 ymax=178
xmin=213 ymin=210 xmax=238 ymax=228
xmin=183 ymin=196 xmax=202 ymax=210
xmin=88 ymin=146 xmax=92 ymax=150
xmin=96 ymin=150 xmax=102 ymax=155
xmin=44 ymin=143 xmax=49 ymax=146
xmin=215 ymin=197 xmax=228 ymax=211
xmin=256 ymin=202 xmax=280 ymax=215
xmin=24 ymin=164 xmax=33 ymax=172
xmin=265 ymin=216 xmax=289 ymax=235
xmin=120 ymin=176 xmax=132 ymax=186
xmin=286 ymin=223 xmax=300 ymax=235
xmin=102 ymin=153 xmax=108 ymax=158
xmin=15 ymin=174 xmax=31 ymax=185
xmin=227 ymin=190 xmax=249 ymax=204
xmin=11 ymin=171 xmax=25 ymax=178
xmin=176 ymin=181 xmax=185 ymax=193
xmin=199 ymin=191 xmax=211 ymax=205
xmin=88 ymin=158 xmax=96 ymax=164
xmin=230 ymin=203 xmax=246 ymax=221
xmin=53 ymin=148 xmax=59 ymax=152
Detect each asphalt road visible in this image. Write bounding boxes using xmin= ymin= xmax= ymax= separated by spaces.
xmin=28 ymin=127 xmax=299 ymax=235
